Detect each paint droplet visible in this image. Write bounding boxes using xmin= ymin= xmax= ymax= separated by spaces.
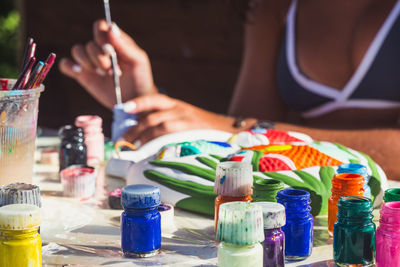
xmin=0 ymin=111 xmax=6 ymax=124
xmin=220 ymin=175 xmax=226 ymax=185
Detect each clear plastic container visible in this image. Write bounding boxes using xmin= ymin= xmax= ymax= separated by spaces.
xmin=0 ymin=79 xmax=44 ymax=185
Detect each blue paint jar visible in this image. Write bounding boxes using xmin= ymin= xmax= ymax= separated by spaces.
xmin=276 ymin=189 xmax=313 ymax=261
xmin=121 ymin=184 xmax=161 ymax=258
xmin=337 ymin=163 xmax=371 ymax=199
xmin=112 ymin=104 xmax=137 ymax=142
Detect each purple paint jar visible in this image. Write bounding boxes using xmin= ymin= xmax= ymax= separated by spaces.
xmin=258 ymin=202 xmax=286 ymax=267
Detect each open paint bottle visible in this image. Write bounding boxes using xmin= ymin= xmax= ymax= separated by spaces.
xmin=253 ymin=179 xmax=284 ymax=203
xmin=383 ymin=188 xmax=400 ymax=202
xmin=376 ymin=201 xmax=400 ymax=267
xmin=216 ymin=202 xmax=264 ymax=267
xmin=214 ymin=161 xmax=253 ymax=232
xmin=277 ymin=188 xmax=313 ymax=261
xmin=328 ymin=173 xmax=364 ymax=236
xmin=258 ymin=202 xmax=286 ymax=267
xmin=337 ymin=163 xmax=371 ymax=199
xmin=0 ymin=204 xmax=42 ymax=267
xmin=333 ymin=196 xmax=375 ymax=267
xmin=121 ymin=184 xmax=161 ymax=258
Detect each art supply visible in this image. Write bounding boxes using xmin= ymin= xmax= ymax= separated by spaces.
xmin=23 ymin=61 xmax=44 ymax=89
xmin=258 ymin=202 xmax=286 ymax=267
xmin=12 ymin=57 xmax=36 ymax=90
xmin=216 ymin=202 xmax=264 ymax=267
xmin=376 ymin=201 xmax=400 ymax=267
xmin=214 ymin=161 xmax=253 ymax=232
xmin=112 ymin=104 xmax=137 ymax=142
xmin=121 ymin=184 xmax=161 ymax=258
xmin=277 ymin=189 xmax=313 ymax=261
xmin=328 ymin=173 xmax=364 ymax=236
xmin=60 ymin=165 xmax=96 ymax=199
xmin=75 ymin=115 xmax=105 ymax=165
xmin=253 ymin=179 xmax=284 ymax=202
xmin=0 ymin=183 xmax=41 ymax=207
xmin=21 ymin=37 xmax=34 ymax=72
xmin=0 ymin=80 xmax=44 ymax=185
xmin=58 ymin=125 xmax=87 ymax=171
xmin=0 ymin=204 xmax=41 ymax=267
xmin=383 ymin=188 xmax=400 ymax=202
xmin=333 ymin=196 xmax=376 ymax=266
xmin=337 ymin=163 xmax=371 ymax=199
xmin=102 ymin=0 xmax=122 ymax=105
xmin=34 ymin=53 xmax=56 ymax=86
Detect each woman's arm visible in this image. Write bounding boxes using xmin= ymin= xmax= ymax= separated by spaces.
xmin=229 ymin=0 xmax=290 ymax=121
xmin=276 ymin=122 xmax=400 ymax=179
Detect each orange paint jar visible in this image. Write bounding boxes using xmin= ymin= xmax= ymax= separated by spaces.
xmin=214 ymin=162 xmax=253 ymax=232
xmin=328 ymin=173 xmax=364 ymax=236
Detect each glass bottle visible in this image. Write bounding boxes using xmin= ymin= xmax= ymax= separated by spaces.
xmin=75 ymin=115 xmax=104 ymax=165
xmin=253 ymin=179 xmax=284 ymax=202
xmin=328 ymin=173 xmax=364 ymax=236
xmin=383 ymin=188 xmax=400 ymax=202
xmin=58 ymin=125 xmax=87 ymax=171
xmin=376 ymin=201 xmax=400 ymax=267
xmin=0 ymin=204 xmax=41 ymax=267
xmin=337 ymin=163 xmax=371 ymax=199
xmin=214 ymin=161 xmax=253 ymax=232
xmin=216 ymin=202 xmax=264 ymax=267
xmin=121 ymin=184 xmax=161 ymax=258
xmin=258 ymin=202 xmax=286 ymax=267
xmin=276 ymin=188 xmax=313 ymax=261
xmin=333 ymin=196 xmax=375 ymax=267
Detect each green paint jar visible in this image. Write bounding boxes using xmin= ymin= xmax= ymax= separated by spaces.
xmin=383 ymin=188 xmax=400 ymax=202
xmin=216 ymin=202 xmax=264 ymax=267
xmin=333 ymin=196 xmax=376 ymax=267
xmin=252 ymin=179 xmax=284 ymax=202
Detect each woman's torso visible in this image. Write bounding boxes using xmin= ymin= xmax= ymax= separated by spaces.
xmin=276 ymin=0 xmax=400 ymax=128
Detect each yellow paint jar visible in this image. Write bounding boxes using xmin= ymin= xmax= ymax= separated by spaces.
xmin=0 ymin=204 xmax=42 ymax=267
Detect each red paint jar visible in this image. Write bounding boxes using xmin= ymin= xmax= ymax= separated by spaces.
xmin=214 ymin=161 xmax=253 ymax=232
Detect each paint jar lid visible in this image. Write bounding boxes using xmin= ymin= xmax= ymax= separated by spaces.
xmin=216 ymin=202 xmax=264 ymax=245
xmin=75 ymin=115 xmax=103 ymax=134
xmin=257 ymin=202 xmax=286 ymax=229
xmin=0 ymin=183 xmax=41 ymax=207
xmin=122 ymin=184 xmax=161 ymax=209
xmin=383 ymin=188 xmax=400 ymax=202
xmin=0 ymin=204 xmax=41 ymax=230
xmin=58 ymin=125 xmax=84 ymax=142
xmin=337 ymin=163 xmax=368 ymax=178
xmin=214 ymin=161 xmax=253 ymax=197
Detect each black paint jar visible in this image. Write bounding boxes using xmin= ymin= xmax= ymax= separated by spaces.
xmin=58 ymin=125 xmax=87 ymax=172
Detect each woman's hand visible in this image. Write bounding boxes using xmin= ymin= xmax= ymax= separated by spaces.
xmin=59 ymin=20 xmax=157 ymax=109
xmin=121 ymin=94 xmax=257 ymax=144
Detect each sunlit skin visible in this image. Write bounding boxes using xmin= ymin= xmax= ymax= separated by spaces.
xmin=59 ymin=0 xmax=400 ymax=179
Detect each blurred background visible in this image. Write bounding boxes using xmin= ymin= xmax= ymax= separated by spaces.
xmin=0 ymin=0 xmax=245 ymax=137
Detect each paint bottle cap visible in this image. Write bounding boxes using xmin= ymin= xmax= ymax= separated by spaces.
xmin=0 ymin=183 xmax=41 ymax=207
xmin=216 ymin=202 xmax=264 ymax=245
xmin=0 ymin=204 xmax=41 ymax=230
xmin=214 ymin=161 xmax=253 ymax=197
xmin=60 ymin=165 xmax=97 ymax=199
xmin=122 ymin=184 xmax=161 ymax=209
xmin=257 ymin=202 xmax=286 ymax=229
xmin=337 ymin=163 xmax=368 ymax=178
xmin=58 ymin=125 xmax=84 ymax=141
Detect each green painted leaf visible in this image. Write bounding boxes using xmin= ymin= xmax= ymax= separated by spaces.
xmin=349 ymin=159 xmax=361 ymax=164
xmin=144 ymin=170 xmax=216 ymax=198
xmin=210 ymin=154 xmax=224 ymax=161
xmin=360 ymin=152 xmax=382 ymax=203
xmin=176 ymin=197 xmax=216 ymax=216
xmin=195 ymin=156 xmax=218 ymax=170
xmin=150 ymin=160 xmax=216 ymax=182
xmin=319 ymin=166 xmax=335 ymax=194
xmin=293 ymin=170 xmax=324 ymax=193
xmin=251 ymin=150 xmax=264 ymax=172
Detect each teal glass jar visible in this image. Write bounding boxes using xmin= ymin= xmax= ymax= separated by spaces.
xmin=333 ymin=196 xmax=376 ymax=267
xmin=252 ymin=179 xmax=284 ymax=202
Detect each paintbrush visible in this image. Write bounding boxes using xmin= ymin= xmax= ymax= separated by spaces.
xmin=102 ymin=0 xmax=122 ymax=105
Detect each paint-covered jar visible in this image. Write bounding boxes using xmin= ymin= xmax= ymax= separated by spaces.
xmin=333 ymin=196 xmax=376 ymax=267
xmin=121 ymin=184 xmax=161 ymax=258
xmin=383 ymin=188 xmax=400 ymax=202
xmin=328 ymin=173 xmax=364 ymax=236
xmin=0 ymin=183 xmax=41 ymax=207
xmin=216 ymin=202 xmax=264 ymax=267
xmin=0 ymin=204 xmax=41 ymax=267
xmin=214 ymin=161 xmax=253 ymax=232
xmin=58 ymin=125 xmax=87 ymax=171
xmin=276 ymin=189 xmax=313 ymax=261
xmin=258 ymin=202 xmax=286 ymax=267
xmin=253 ymin=179 xmax=284 ymax=202
xmin=337 ymin=163 xmax=371 ymax=199
xmin=75 ymin=115 xmax=104 ymax=165
xmin=376 ymin=201 xmax=400 ymax=267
